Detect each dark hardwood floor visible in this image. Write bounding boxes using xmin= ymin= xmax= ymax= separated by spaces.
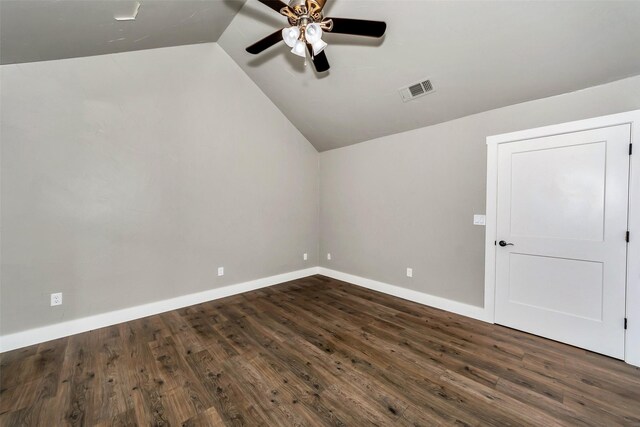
xmin=1 ymin=275 xmax=640 ymax=426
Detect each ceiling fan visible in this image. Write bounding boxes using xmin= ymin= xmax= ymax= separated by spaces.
xmin=245 ymin=0 xmax=387 ymax=72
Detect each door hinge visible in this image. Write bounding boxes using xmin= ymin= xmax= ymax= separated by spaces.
xmin=627 ymin=231 xmax=630 ymax=243
xmin=630 ymin=143 xmax=633 ymax=155
xmin=624 ymin=318 xmax=628 ymax=330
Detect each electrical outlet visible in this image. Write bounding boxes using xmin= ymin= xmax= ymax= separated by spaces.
xmin=406 ymin=268 xmax=413 ymax=278
xmin=303 ymin=253 xmax=308 ymax=261
xmin=51 ymin=292 xmax=62 ymax=306
xmin=217 ymin=267 xmax=224 ymax=277
xmin=327 ymin=253 xmax=332 ymax=261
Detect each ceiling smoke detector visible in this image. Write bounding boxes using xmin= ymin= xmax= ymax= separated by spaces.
xmin=399 ymin=79 xmax=435 ymax=102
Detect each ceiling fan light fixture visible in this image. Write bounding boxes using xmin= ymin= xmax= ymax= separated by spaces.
xmin=282 ymin=26 xmax=300 ymax=48
xmin=310 ymin=39 xmax=327 ymax=55
xmin=305 ymin=23 xmax=323 ymax=42
xmin=291 ymin=39 xmax=306 ymax=57
xmin=305 ymin=23 xmax=327 ymax=55
xmin=246 ymin=0 xmax=388 ymax=73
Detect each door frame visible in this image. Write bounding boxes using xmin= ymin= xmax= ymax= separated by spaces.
xmin=484 ymin=110 xmax=640 ymax=367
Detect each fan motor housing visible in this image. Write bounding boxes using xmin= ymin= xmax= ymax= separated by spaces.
xmin=288 ymin=0 xmax=326 ymax=9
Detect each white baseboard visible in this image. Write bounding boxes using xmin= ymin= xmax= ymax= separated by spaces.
xmin=318 ymin=267 xmax=491 ymax=323
xmin=0 ymin=267 xmax=320 ymax=353
xmin=1 ymin=266 xmax=491 ymax=353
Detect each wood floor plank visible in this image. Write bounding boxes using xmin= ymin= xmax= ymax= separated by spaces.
xmin=222 ymin=303 xmax=417 ymax=426
xmin=2 ymin=274 xmax=640 ymax=426
xmin=251 ymin=288 xmax=525 ymax=426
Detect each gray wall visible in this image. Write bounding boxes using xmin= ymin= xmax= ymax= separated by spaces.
xmin=320 ymin=75 xmax=640 ymax=307
xmin=2 ymin=42 xmax=639 ymax=336
xmin=0 ymin=43 xmax=319 ymax=335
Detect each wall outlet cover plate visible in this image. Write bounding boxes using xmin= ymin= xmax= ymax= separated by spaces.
xmin=50 ymin=293 xmax=62 ymax=306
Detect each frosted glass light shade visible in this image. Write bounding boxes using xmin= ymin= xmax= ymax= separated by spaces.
xmin=310 ymin=39 xmax=327 ymax=55
xmin=291 ymin=40 xmax=306 ymax=57
xmin=305 ymin=23 xmax=322 ymax=42
xmin=304 ymin=23 xmax=326 ymax=55
xmin=282 ymin=26 xmax=300 ymax=48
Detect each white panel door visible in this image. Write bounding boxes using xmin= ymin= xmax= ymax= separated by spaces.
xmin=495 ymin=124 xmax=630 ymax=359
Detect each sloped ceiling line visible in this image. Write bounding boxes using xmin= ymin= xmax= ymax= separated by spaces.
xmin=2 ymin=0 xmax=640 ymax=152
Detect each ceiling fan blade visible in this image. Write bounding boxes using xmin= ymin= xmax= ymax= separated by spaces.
xmin=256 ymin=0 xmax=291 ymax=14
xmin=246 ymin=29 xmax=284 ymax=54
xmin=307 ymin=44 xmax=330 ymax=72
xmin=326 ymin=17 xmax=387 ymax=38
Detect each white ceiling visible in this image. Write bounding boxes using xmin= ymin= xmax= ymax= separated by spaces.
xmin=0 ymin=0 xmax=245 ymax=64
xmin=219 ymin=0 xmax=640 ymax=151
xmin=2 ymin=1 xmax=640 ymax=151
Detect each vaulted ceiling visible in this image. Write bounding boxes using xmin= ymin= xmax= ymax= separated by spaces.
xmin=220 ymin=0 xmax=640 ymax=150
xmin=2 ymin=0 xmax=640 ymax=151
xmin=0 ymin=0 xmax=245 ymax=64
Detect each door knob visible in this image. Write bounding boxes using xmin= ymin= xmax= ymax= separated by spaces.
xmin=499 ymin=240 xmax=514 ymax=247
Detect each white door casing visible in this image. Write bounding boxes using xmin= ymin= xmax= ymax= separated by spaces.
xmin=495 ymin=125 xmax=630 ymax=359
